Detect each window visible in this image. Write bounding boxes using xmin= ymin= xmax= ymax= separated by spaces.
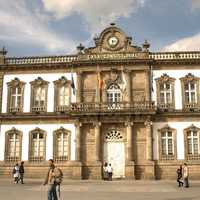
xmin=180 ymin=73 xmax=200 ymax=110
xmin=29 ymin=128 xmax=46 ymax=162
xmin=184 ymin=125 xmax=200 ymax=160
xmin=7 ymin=78 xmax=25 ymax=113
xmin=107 ymin=83 xmax=121 ymax=109
xmin=5 ymin=128 xmax=22 ymax=162
xmin=184 ymin=82 xmax=197 ymax=104
xmin=155 ymin=74 xmax=175 ymax=110
xmin=158 ymin=125 xmax=177 ymax=160
xmin=54 ymin=76 xmax=71 ymax=112
xmin=53 ymin=127 xmax=71 ymax=162
xmin=30 ymin=77 xmax=49 ymax=112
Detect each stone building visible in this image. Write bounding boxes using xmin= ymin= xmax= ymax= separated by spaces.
xmin=1 ymin=24 xmax=200 ymax=179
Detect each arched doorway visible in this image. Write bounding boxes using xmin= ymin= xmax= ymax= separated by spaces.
xmin=103 ymin=130 xmax=125 ymax=178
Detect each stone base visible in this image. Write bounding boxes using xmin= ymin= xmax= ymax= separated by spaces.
xmin=0 ymin=161 xmax=82 ymax=180
xmin=82 ymin=161 xmax=102 ymax=179
xmin=144 ymin=161 xmax=155 ymax=180
xmin=125 ymin=161 xmax=135 ymax=179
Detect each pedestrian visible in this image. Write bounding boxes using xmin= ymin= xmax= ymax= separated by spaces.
xmin=19 ymin=161 xmax=25 ymax=184
xmin=107 ymin=163 xmax=113 ymax=181
xmin=176 ymin=165 xmax=183 ymax=187
xmin=54 ymin=166 xmax=63 ymax=200
xmin=12 ymin=163 xmax=20 ymax=184
xmin=183 ymin=163 xmax=189 ymax=188
xmin=103 ymin=162 xmax=108 ymax=181
xmin=43 ymin=159 xmax=57 ymax=200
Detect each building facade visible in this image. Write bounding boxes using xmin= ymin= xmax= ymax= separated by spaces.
xmin=1 ymin=24 xmax=200 ymax=179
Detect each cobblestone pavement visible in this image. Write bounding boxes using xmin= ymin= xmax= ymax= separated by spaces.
xmin=1 ymin=179 xmax=200 ymax=200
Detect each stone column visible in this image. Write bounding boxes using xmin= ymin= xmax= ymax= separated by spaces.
xmin=76 ymin=71 xmax=82 ymax=103
xmin=145 ymin=70 xmax=151 ymax=102
xmin=145 ymin=120 xmax=153 ymax=161
xmin=125 ymin=121 xmax=134 ymax=162
xmin=124 ymin=69 xmax=131 ymax=102
xmin=94 ymin=122 xmax=101 ymax=161
xmin=75 ymin=122 xmax=82 ymax=161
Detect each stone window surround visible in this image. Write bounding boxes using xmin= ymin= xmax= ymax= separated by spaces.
xmin=28 ymin=127 xmax=47 ymax=162
xmin=4 ymin=127 xmax=23 ymax=162
xmin=7 ymin=78 xmax=25 ymax=113
xmin=155 ymin=73 xmax=175 ymax=110
xmin=158 ymin=125 xmax=177 ymax=160
xmin=53 ymin=127 xmax=71 ymax=162
xmin=180 ymin=73 xmax=200 ymax=110
xmin=53 ymin=76 xmax=71 ymax=112
xmin=184 ymin=124 xmax=200 ymax=160
xmin=30 ymin=77 xmax=49 ymax=113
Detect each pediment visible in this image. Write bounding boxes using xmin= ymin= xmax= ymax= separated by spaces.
xmin=84 ymin=23 xmax=142 ymax=54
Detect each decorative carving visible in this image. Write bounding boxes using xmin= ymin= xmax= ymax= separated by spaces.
xmin=104 ymin=130 xmax=123 ymax=142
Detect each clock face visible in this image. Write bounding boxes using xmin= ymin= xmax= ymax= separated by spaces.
xmin=108 ymin=36 xmax=118 ymax=47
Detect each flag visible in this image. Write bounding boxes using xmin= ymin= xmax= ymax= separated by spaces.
xmin=71 ymin=73 xmax=76 ymax=95
xmin=97 ymin=72 xmax=103 ymax=99
xmin=121 ymin=70 xmax=127 ymax=92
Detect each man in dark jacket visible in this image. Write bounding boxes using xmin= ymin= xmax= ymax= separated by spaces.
xmin=19 ymin=161 xmax=25 ymax=184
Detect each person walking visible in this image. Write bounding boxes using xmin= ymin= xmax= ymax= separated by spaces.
xmin=19 ymin=161 xmax=25 ymax=184
xmin=176 ymin=165 xmax=183 ymax=187
xmin=103 ymin=162 xmax=108 ymax=181
xmin=107 ymin=163 xmax=113 ymax=181
xmin=43 ymin=159 xmax=58 ymax=200
xmin=12 ymin=163 xmax=20 ymax=184
xmin=183 ymin=163 xmax=189 ymax=188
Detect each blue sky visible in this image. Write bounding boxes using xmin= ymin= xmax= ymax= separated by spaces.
xmin=1 ymin=0 xmax=200 ymax=56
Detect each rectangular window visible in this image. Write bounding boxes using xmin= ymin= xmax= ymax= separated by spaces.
xmin=161 ymin=131 xmax=174 ymax=158
xmin=59 ymin=86 xmax=70 ymax=106
xmin=159 ymin=83 xmax=172 ymax=104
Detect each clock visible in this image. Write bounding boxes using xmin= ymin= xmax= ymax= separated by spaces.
xmin=108 ymin=36 xmax=119 ymax=47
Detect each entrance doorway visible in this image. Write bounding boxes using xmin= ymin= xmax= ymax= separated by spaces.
xmin=103 ymin=130 xmax=125 ymax=178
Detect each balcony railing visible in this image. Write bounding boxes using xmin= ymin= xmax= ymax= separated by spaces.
xmin=31 ymin=106 xmax=46 ymax=113
xmin=9 ymin=107 xmax=22 ymax=113
xmin=157 ymin=103 xmax=174 ymax=111
xmin=55 ymin=105 xmax=71 ymax=113
xmin=183 ymin=103 xmax=199 ymax=111
xmin=70 ymin=101 xmax=155 ymax=113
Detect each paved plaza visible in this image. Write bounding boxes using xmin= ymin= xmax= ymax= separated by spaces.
xmin=0 ymin=179 xmax=200 ymax=200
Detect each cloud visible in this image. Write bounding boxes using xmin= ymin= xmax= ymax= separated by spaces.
xmin=163 ymin=33 xmax=200 ymax=51
xmin=41 ymin=0 xmax=145 ymax=33
xmin=191 ymin=0 xmax=200 ymax=10
xmin=0 ymin=0 xmax=76 ymax=54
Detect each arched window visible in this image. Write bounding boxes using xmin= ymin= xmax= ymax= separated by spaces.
xmin=107 ymin=83 xmax=121 ymax=109
xmin=53 ymin=127 xmax=71 ymax=162
xmin=29 ymin=128 xmax=46 ymax=162
xmin=54 ymin=76 xmax=71 ymax=112
xmin=5 ymin=128 xmax=22 ymax=162
xmin=30 ymin=77 xmax=49 ymax=113
xmin=155 ymin=74 xmax=175 ymax=110
xmin=7 ymin=78 xmax=25 ymax=113
xmin=180 ymin=73 xmax=200 ymax=110
xmin=184 ymin=125 xmax=200 ymax=160
xmin=158 ymin=125 xmax=177 ymax=160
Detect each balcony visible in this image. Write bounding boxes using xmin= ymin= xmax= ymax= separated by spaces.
xmin=70 ymin=101 xmax=155 ymax=114
xmin=157 ymin=103 xmax=174 ymax=112
xmin=183 ymin=103 xmax=199 ymax=112
xmin=31 ymin=106 xmax=46 ymax=113
xmin=9 ymin=107 xmax=22 ymax=113
xmin=55 ymin=105 xmax=71 ymax=113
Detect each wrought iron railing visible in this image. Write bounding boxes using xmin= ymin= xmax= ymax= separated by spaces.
xmin=31 ymin=106 xmax=46 ymax=113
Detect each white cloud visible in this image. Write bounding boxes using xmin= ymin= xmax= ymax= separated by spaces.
xmin=163 ymin=33 xmax=200 ymax=52
xmin=41 ymin=0 xmax=145 ymax=33
xmin=0 ymin=0 xmax=76 ymax=54
xmin=191 ymin=0 xmax=200 ymax=10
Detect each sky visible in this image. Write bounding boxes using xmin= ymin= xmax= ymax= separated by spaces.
xmin=1 ymin=0 xmax=200 ymax=57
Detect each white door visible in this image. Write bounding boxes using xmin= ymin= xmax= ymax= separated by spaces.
xmin=104 ymin=142 xmax=125 ymax=178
